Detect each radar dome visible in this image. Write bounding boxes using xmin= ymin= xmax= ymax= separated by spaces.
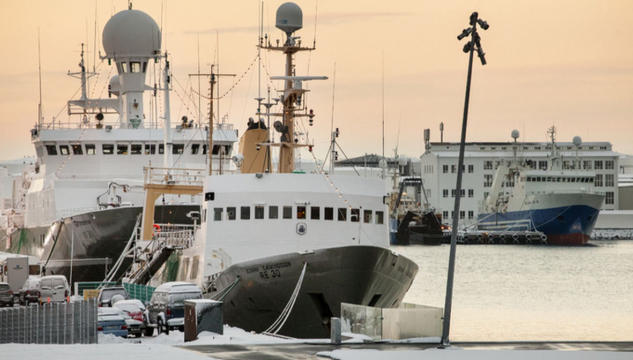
xmin=573 ymin=136 xmax=582 ymax=146
xmin=276 ymin=2 xmax=303 ymax=34
xmin=108 ymin=75 xmax=121 ymax=96
xmin=511 ymin=129 xmax=520 ymax=140
xmin=103 ymin=10 xmax=161 ymax=57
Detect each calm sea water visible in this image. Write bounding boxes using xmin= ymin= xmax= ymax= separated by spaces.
xmin=395 ymin=240 xmax=633 ymax=341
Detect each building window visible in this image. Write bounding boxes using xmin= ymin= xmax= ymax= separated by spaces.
xmin=443 ymin=211 xmax=449 ymax=219
xmin=563 ymin=160 xmax=570 ymax=170
xmin=539 ymin=161 xmax=548 ymax=170
xmin=255 ymin=206 xmax=265 ymax=219
xmin=583 ymin=160 xmax=592 ymax=170
xmin=484 ymin=192 xmax=489 ymax=199
xmin=484 ymin=161 xmax=493 ymax=170
xmin=451 ymin=189 xmax=456 ymax=198
xmin=606 ymin=192 xmax=614 ymax=205
xmin=459 ymin=211 xmax=465 ymax=220
xmin=213 ymin=208 xmax=222 ymax=221
xmin=338 ymin=208 xmax=347 ymax=221
xmin=283 ymin=206 xmax=293 ymax=219
xmin=594 ymin=160 xmax=603 ymax=170
xmin=468 ymin=211 xmax=474 ymax=219
xmin=443 ymin=165 xmax=449 ymax=174
xmin=297 ymin=206 xmax=306 ymax=219
xmin=311 ymin=206 xmax=320 ymax=220
xmin=484 ymin=174 xmax=493 ymax=187
xmin=269 ymin=206 xmax=279 ymax=219
xmin=468 ymin=189 xmax=474 ymax=198
xmin=460 ymin=189 xmax=465 ymax=198
xmin=606 ymin=160 xmax=614 ymax=170
xmin=468 ymin=164 xmax=474 ymax=173
xmin=451 ymin=211 xmax=454 ymax=219
xmin=451 ymin=165 xmax=457 ymax=173
xmin=85 ymin=144 xmax=96 ymax=155
xmin=324 ymin=207 xmax=334 ymax=220
xmin=443 ymin=189 xmax=449 ymax=198
xmin=595 ymin=174 xmax=603 ymax=187
xmin=605 ymin=174 xmax=614 ymax=187
xmin=241 ymin=206 xmax=251 ymax=220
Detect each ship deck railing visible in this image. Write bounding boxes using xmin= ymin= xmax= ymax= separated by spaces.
xmin=525 ymin=189 xmax=603 ymax=196
xmin=144 ymin=167 xmax=207 ymax=187
xmin=35 ymin=120 xmax=234 ymax=131
xmin=141 ymin=223 xmax=199 ymax=250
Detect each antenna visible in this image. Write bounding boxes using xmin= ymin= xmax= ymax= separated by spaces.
xmin=37 ymin=28 xmax=43 ymax=128
xmin=381 ymin=51 xmax=385 ymax=180
xmin=329 ymin=63 xmax=336 ymax=174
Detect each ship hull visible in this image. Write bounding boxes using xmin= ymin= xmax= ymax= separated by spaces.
xmin=478 ymin=196 xmax=602 ymax=246
xmin=206 ymin=245 xmax=418 ymax=338
xmin=6 ymin=205 xmax=199 ymax=284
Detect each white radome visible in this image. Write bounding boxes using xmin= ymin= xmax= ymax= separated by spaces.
xmin=276 ymin=2 xmax=303 ymax=34
xmin=102 ymin=9 xmax=161 ymax=57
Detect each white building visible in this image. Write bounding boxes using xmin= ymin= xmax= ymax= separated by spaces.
xmin=419 ymin=141 xmax=619 ymax=228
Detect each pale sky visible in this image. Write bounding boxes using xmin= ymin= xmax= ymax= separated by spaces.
xmin=1 ymin=0 xmax=632 ymax=162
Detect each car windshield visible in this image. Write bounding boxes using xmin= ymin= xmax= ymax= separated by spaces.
xmin=102 ymin=289 xmax=127 ymax=300
xmin=168 ymin=292 xmax=202 ymax=306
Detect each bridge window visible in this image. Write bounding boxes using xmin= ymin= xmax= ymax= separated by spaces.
xmin=45 ymin=145 xmax=57 ymax=155
xmin=103 ymin=144 xmax=114 ymax=155
xmin=120 ymin=62 xmax=128 ymax=73
xmin=376 ymin=211 xmax=384 ymax=225
xmin=241 ymin=206 xmax=250 ymax=220
xmin=364 ymin=210 xmax=372 ymax=223
xmin=213 ymin=208 xmax=222 ymax=221
xmin=324 ymin=207 xmax=334 ymax=220
xmin=255 ymin=206 xmax=265 ymax=219
xmin=269 ymin=206 xmax=278 ymax=219
xmin=72 ymin=144 xmax=83 ymax=155
xmin=227 ymin=207 xmax=236 ymax=220
xmin=131 ymin=144 xmax=142 ymax=155
xmin=159 ymin=144 xmax=165 ymax=154
xmin=338 ymin=208 xmax=347 ymax=221
xmin=60 ymin=145 xmax=70 ymax=155
xmin=85 ymin=144 xmax=96 ymax=155
xmin=191 ymin=144 xmax=200 ymax=155
xmin=173 ymin=144 xmax=184 ymax=155
xmin=145 ymin=144 xmax=156 ymax=155
xmin=310 ymin=207 xmax=320 ymax=220
xmin=351 ymin=208 xmax=360 ymax=222
xmin=297 ymin=206 xmax=306 ymax=219
xmin=283 ymin=206 xmax=293 ymax=219
xmin=130 ymin=62 xmax=141 ymax=73
xmin=117 ymin=144 xmax=128 ymax=155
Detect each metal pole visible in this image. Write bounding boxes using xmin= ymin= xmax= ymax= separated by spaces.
xmin=70 ymin=218 xmax=74 ymax=290
xmin=441 ymin=12 xmax=486 ymax=347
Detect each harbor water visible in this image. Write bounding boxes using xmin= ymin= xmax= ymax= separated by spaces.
xmin=396 ymin=240 xmax=633 ymax=341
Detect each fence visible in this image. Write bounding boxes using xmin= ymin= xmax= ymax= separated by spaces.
xmin=0 ymin=298 xmax=98 ymax=344
xmin=341 ymin=302 xmax=443 ymax=341
xmin=123 ymin=283 xmax=156 ymax=304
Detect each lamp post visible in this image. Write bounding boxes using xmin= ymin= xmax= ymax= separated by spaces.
xmin=69 ymin=217 xmax=75 ymax=292
xmin=441 ymin=11 xmax=489 ymax=348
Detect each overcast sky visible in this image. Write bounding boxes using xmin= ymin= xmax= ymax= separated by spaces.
xmin=1 ymin=0 xmax=632 ymax=162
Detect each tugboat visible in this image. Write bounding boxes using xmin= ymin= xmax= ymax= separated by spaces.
xmin=149 ymin=2 xmax=419 ymax=338
xmin=477 ymin=128 xmax=604 ymax=245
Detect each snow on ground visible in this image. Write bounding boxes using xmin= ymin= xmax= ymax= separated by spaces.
xmin=1 ymin=328 xmax=630 ymax=360
xmin=316 ymin=349 xmax=633 ymax=360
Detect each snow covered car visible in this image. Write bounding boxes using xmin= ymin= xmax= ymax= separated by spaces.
xmin=97 ymin=308 xmax=128 ymax=337
xmin=97 ymin=286 xmax=129 ymax=307
xmin=147 ymin=282 xmax=202 ymax=335
xmin=0 ymin=282 xmax=14 ymax=307
xmin=114 ymin=300 xmax=147 ymax=337
xmin=18 ymin=277 xmax=41 ymax=306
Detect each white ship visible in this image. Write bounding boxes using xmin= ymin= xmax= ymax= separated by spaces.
xmin=2 ymin=6 xmax=237 ymax=283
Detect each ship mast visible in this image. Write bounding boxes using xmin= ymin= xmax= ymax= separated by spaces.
xmin=262 ymin=2 xmax=327 ymax=173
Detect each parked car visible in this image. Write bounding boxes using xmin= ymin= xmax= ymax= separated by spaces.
xmin=39 ymin=275 xmax=69 ymax=304
xmin=18 ymin=277 xmax=41 ymax=306
xmin=0 ymin=282 xmax=15 ymax=307
xmin=97 ymin=307 xmax=128 ymax=338
xmin=114 ymin=300 xmax=147 ymax=337
xmin=100 ymin=307 xmax=144 ymax=338
xmin=97 ymin=286 xmax=129 ymax=307
xmin=147 ymin=282 xmax=202 ymax=335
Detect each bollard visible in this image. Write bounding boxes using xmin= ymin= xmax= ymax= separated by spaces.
xmin=331 ymin=317 xmax=342 ymax=345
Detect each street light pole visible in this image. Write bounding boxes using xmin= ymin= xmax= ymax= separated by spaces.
xmin=441 ymin=11 xmax=489 ymax=348
xmin=70 ymin=217 xmax=75 ymax=293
